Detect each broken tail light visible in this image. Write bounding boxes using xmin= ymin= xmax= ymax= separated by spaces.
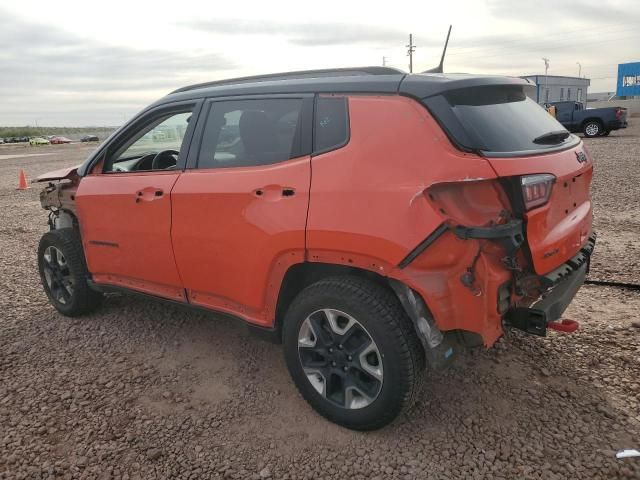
xmin=521 ymin=174 xmax=555 ymax=211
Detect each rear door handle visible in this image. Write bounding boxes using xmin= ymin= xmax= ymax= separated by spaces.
xmin=253 ymin=186 xmax=296 ymax=198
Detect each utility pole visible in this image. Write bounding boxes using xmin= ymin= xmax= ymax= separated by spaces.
xmin=576 ymin=62 xmax=582 ymax=77
xmin=542 ymin=58 xmax=550 ymax=103
xmin=382 ymin=56 xmax=388 ymax=67
xmin=406 ymin=34 xmax=415 ymax=73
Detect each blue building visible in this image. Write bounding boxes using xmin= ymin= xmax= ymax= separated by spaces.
xmin=616 ymin=62 xmax=640 ymax=98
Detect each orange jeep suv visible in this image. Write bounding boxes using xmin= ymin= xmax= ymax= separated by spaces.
xmin=36 ymin=67 xmax=595 ymax=430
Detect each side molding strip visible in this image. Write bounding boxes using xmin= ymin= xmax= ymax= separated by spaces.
xmin=88 ymin=240 xmax=119 ymax=248
xmin=398 ymin=223 xmax=448 ymax=269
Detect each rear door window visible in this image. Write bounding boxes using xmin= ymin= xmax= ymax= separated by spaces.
xmin=424 ymin=85 xmax=578 ymax=155
xmin=197 ymin=98 xmax=309 ymax=169
xmin=314 ymin=96 xmax=349 ymax=153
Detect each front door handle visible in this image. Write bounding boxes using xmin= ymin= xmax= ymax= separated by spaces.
xmin=135 ymin=188 xmax=164 ymax=203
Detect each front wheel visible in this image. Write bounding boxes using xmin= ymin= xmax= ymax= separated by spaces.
xmin=38 ymin=228 xmax=103 ymax=316
xmin=283 ymin=276 xmax=425 ymax=430
xmin=583 ymin=121 xmax=602 ymax=137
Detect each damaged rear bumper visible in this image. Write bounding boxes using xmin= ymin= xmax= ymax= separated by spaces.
xmin=504 ymin=234 xmax=596 ymax=336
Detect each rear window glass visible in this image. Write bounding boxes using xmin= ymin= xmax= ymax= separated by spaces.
xmin=314 ymin=97 xmax=348 ymax=153
xmin=425 ymin=85 xmax=576 ymax=154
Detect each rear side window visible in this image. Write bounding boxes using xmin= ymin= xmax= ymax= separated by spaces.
xmin=314 ymin=96 xmax=348 ymax=153
xmin=197 ymin=98 xmax=306 ymax=169
xmin=424 ymin=85 xmax=578 ymax=155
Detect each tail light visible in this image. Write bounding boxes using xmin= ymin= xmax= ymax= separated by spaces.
xmin=615 ymin=107 xmax=623 ymax=119
xmin=521 ymin=174 xmax=555 ymax=211
xmin=426 ymin=179 xmax=511 ymax=227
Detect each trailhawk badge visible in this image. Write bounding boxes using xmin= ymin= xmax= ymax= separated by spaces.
xmin=575 ymin=151 xmax=587 ymax=163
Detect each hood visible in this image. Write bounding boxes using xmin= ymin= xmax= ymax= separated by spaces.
xmin=33 ymin=165 xmax=80 ymax=183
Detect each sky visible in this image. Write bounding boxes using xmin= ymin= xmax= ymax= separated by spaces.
xmin=0 ymin=0 xmax=638 ymax=126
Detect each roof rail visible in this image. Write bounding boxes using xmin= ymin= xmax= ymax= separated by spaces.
xmin=170 ymin=66 xmax=405 ymax=94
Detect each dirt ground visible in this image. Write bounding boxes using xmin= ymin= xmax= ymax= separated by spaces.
xmin=1 ymin=125 xmax=639 ymax=480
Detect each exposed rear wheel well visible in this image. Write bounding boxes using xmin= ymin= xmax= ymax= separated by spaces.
xmin=274 ymin=263 xmax=467 ymax=371
xmin=275 ymin=263 xmax=392 ymax=338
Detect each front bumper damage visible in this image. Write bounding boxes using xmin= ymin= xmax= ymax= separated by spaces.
xmin=504 ymin=234 xmax=596 ymax=336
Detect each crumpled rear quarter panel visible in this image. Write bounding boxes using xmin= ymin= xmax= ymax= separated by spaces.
xmin=306 ymin=95 xmax=508 ymax=345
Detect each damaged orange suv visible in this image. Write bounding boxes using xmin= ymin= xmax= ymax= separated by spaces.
xmin=36 ymin=67 xmax=595 ymax=430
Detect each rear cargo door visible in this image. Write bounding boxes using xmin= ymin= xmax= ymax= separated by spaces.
xmin=421 ymin=84 xmax=593 ymax=274
xmin=486 ymin=147 xmax=593 ymax=274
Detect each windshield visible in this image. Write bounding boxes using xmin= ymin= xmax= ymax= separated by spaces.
xmin=424 ymin=85 xmax=577 ymax=155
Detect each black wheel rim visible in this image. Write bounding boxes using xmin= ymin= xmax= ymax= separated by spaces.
xmin=297 ymin=309 xmax=383 ymax=409
xmin=42 ymin=246 xmax=74 ymax=305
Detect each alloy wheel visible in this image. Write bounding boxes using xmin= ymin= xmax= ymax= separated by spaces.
xmin=298 ymin=308 xmax=383 ymax=409
xmin=42 ymin=246 xmax=74 ymax=304
xmin=585 ymin=123 xmax=599 ymax=136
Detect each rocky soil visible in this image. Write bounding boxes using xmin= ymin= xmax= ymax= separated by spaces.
xmin=1 ymin=126 xmax=639 ymax=479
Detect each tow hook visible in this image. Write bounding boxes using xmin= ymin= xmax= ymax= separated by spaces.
xmin=547 ymin=319 xmax=579 ymax=333
xmin=505 ymin=308 xmax=580 ymax=336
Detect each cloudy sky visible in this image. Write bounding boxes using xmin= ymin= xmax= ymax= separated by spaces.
xmin=0 ymin=0 xmax=638 ymax=126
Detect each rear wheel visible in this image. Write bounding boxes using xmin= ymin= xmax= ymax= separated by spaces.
xmin=38 ymin=228 xmax=103 ymax=316
xmin=283 ymin=276 xmax=425 ymax=430
xmin=583 ymin=121 xmax=602 ymax=137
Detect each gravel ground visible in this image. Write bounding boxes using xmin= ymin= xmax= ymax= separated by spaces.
xmin=1 ymin=126 xmax=639 ymax=480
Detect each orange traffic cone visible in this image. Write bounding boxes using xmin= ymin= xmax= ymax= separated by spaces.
xmin=17 ymin=169 xmax=29 ymax=190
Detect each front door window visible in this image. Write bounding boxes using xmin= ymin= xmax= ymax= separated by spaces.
xmin=105 ymin=111 xmax=192 ymax=173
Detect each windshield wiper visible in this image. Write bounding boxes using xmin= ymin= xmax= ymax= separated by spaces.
xmin=533 ymin=130 xmax=570 ymax=145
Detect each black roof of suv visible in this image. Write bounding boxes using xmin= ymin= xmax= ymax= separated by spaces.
xmin=158 ymin=67 xmax=533 ymax=105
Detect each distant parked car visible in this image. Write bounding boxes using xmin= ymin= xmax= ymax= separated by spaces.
xmin=30 ymin=137 xmax=50 ymax=146
xmin=50 ymin=136 xmax=72 ymax=144
xmin=0 ymin=138 xmax=4 ymax=144
xmin=80 ymin=135 xmax=99 ymax=142
xmin=17 ymin=137 xmax=30 ymax=143
xmin=547 ymin=101 xmax=628 ymax=137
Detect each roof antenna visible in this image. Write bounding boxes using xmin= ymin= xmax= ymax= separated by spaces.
xmin=422 ymin=25 xmax=452 ymax=74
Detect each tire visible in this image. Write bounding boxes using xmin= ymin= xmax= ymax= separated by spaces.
xmin=38 ymin=228 xmax=103 ymax=317
xmin=283 ymin=276 xmax=425 ymax=430
xmin=583 ymin=120 xmax=602 ymax=138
